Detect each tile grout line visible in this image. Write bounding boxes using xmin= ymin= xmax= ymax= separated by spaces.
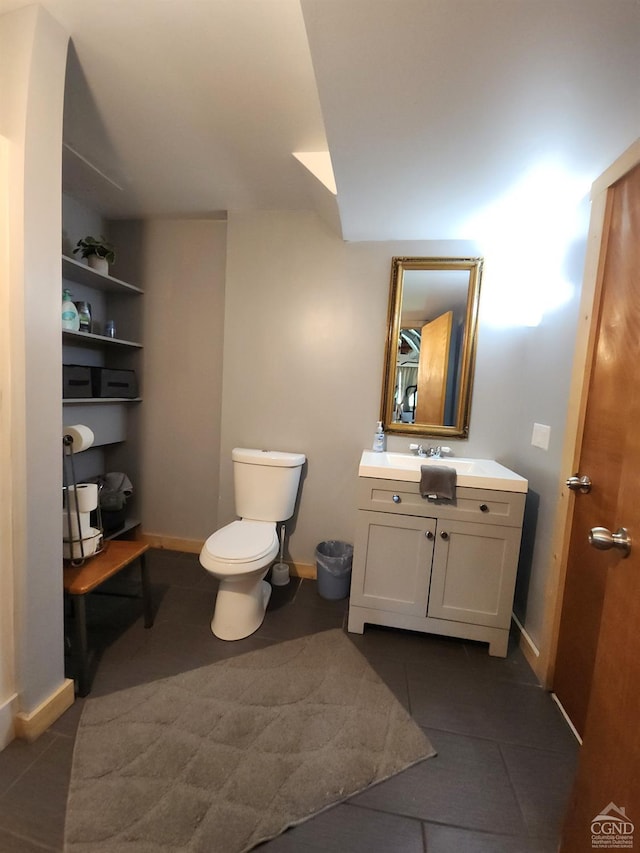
xmin=420 ymin=820 xmax=429 ymax=853
xmin=344 ymin=799 xmax=545 ymax=845
xmin=419 ymin=722 xmax=577 ymax=757
xmin=0 ymin=826 xmax=60 ymax=852
xmin=420 ymin=814 xmax=552 ymax=841
xmin=496 ymin=738 xmax=534 ymax=839
xmin=404 ymin=660 xmax=414 ymax=717
xmin=0 ymin=732 xmax=65 ymax=802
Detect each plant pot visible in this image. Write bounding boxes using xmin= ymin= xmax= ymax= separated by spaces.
xmin=88 ymin=256 xmax=109 ymax=275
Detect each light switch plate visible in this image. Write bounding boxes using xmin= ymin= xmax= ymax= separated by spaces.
xmin=531 ymin=422 xmax=551 ymax=450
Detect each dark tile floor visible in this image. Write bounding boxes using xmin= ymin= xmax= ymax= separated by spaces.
xmin=0 ymin=549 xmax=578 ymax=852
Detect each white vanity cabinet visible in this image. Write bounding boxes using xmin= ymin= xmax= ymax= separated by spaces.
xmin=348 ymin=477 xmax=526 ymax=656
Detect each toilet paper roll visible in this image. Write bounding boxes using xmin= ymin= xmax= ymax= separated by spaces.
xmin=63 ymin=424 xmax=94 ymax=453
xmin=63 ymin=528 xmax=102 ymax=560
xmin=66 ymin=483 xmax=98 ymax=513
xmin=62 ymin=510 xmax=92 ymax=540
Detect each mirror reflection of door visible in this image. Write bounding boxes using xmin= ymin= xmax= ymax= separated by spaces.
xmin=416 ymin=310 xmax=453 ymax=423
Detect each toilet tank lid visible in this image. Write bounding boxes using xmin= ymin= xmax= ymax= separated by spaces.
xmin=232 ymin=448 xmax=306 ymax=467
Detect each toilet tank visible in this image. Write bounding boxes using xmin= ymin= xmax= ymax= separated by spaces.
xmin=232 ymin=448 xmax=306 ymax=522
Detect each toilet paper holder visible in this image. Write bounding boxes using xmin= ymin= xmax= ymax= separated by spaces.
xmin=63 ymin=425 xmax=104 ymax=565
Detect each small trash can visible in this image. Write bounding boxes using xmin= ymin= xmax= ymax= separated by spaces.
xmin=315 ymin=540 xmax=354 ymax=600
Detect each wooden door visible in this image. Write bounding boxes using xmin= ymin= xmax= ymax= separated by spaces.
xmin=558 ymin=159 xmax=640 ymax=848
xmin=553 ymin=161 xmax=640 ymax=736
xmin=415 ymin=310 xmax=452 ymax=423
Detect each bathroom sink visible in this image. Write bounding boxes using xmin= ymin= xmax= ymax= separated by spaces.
xmin=359 ymin=450 xmax=528 ymax=492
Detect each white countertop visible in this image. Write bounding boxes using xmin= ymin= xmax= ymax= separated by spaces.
xmin=359 ymin=450 xmax=528 ymax=493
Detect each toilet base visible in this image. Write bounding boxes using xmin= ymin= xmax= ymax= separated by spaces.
xmin=211 ymin=576 xmax=272 ymax=641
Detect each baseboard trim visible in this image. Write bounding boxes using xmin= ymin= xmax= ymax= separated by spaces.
xmin=0 ymin=693 xmax=17 ymax=750
xmin=140 ymin=533 xmax=203 ymax=554
xmin=14 ymin=679 xmax=75 ymax=743
xmin=551 ymin=692 xmax=583 ymax=744
xmin=512 ymin=612 xmax=542 ymax=678
xmin=139 ymin=535 xmax=318 ymax=579
xmin=289 ymin=561 xmax=316 ymax=580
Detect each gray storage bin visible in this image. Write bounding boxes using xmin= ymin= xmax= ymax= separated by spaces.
xmin=315 ymin=540 xmax=354 ymax=600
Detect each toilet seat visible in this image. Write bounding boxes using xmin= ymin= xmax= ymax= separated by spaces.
xmin=201 ymin=520 xmax=277 ymax=573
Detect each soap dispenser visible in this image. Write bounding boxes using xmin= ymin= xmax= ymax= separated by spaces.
xmin=62 ymin=289 xmax=80 ymax=331
xmin=373 ymin=421 xmax=385 ymax=452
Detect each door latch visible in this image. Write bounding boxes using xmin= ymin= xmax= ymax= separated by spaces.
xmin=566 ymin=474 xmax=592 ymax=494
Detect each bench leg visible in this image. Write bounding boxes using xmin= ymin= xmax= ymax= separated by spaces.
xmin=72 ymin=594 xmax=91 ymax=697
xmin=140 ymin=552 xmax=154 ymax=628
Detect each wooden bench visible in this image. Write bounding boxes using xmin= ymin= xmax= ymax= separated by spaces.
xmin=63 ymin=540 xmax=154 ymax=696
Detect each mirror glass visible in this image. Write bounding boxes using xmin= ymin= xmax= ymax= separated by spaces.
xmin=381 ymin=257 xmax=483 ymax=438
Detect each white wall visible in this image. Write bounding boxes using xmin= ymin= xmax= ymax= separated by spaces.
xmin=220 ymin=210 xmax=478 ymax=563
xmin=0 ymin=133 xmax=16 ymax=747
xmin=220 ymin=209 xmax=588 ymax=652
xmin=62 ymin=192 xmax=105 ymax=255
xmin=63 ymin=191 xmax=588 ymax=660
xmin=110 ymin=218 xmax=227 ymax=543
xmin=0 ymin=5 xmax=69 ymax=719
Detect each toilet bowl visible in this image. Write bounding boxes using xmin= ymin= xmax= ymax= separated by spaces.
xmin=200 ymin=447 xmax=305 ymax=641
xmin=201 ymin=520 xmax=279 ymax=640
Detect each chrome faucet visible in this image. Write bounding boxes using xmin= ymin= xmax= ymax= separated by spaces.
xmin=409 ymin=443 xmax=441 ymax=458
xmin=409 ymin=444 xmax=453 ymax=459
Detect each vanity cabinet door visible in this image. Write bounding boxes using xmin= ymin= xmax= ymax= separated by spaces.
xmin=350 ymin=510 xmax=436 ymax=616
xmin=427 ymin=520 xmax=521 ymax=629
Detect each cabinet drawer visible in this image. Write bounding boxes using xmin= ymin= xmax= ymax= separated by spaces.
xmin=358 ymin=477 xmax=525 ymax=528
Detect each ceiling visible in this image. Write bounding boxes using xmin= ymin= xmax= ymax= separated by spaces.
xmin=3 ymin=0 xmax=639 ymax=240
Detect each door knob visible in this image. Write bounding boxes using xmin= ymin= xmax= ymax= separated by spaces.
xmin=566 ymin=474 xmax=592 ymax=494
xmin=425 ymin=531 xmax=434 ymax=540
xmin=589 ymin=526 xmax=631 ymax=557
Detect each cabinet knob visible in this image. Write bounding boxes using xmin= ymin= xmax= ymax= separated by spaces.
xmin=392 ymin=494 xmax=401 ymax=503
xmin=440 ymin=531 xmax=449 ymax=540
xmin=480 ymin=504 xmax=489 ymax=512
xmin=425 ymin=531 xmax=434 ymax=540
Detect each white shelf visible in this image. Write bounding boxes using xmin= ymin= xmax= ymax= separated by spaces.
xmin=63 ymin=397 xmax=142 ymax=404
xmin=63 ymin=329 xmax=142 ymax=349
xmin=61 ymin=242 xmax=142 ymax=530
xmin=62 ymin=255 xmax=143 ymax=295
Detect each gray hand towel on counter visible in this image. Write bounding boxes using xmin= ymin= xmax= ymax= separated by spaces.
xmin=420 ymin=465 xmax=457 ymax=500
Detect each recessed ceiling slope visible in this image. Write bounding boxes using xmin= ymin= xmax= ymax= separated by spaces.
xmin=301 ymin=0 xmax=640 ymax=241
xmin=5 ymin=0 xmax=331 ymax=218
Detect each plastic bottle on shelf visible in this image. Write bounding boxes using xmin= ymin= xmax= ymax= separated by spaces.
xmin=75 ymin=301 xmax=92 ymax=333
xmin=62 ymin=289 xmax=80 ymax=331
xmin=372 ymin=421 xmax=385 ymax=452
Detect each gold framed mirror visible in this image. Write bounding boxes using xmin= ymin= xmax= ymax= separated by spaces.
xmin=381 ymin=257 xmax=483 ymax=438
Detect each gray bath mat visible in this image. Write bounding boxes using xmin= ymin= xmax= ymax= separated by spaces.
xmin=64 ymin=629 xmax=435 ymax=852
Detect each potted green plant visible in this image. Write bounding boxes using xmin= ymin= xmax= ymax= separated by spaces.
xmin=73 ymin=236 xmax=116 ymax=274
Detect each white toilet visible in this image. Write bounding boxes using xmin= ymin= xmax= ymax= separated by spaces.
xmin=200 ymin=447 xmax=306 ymax=640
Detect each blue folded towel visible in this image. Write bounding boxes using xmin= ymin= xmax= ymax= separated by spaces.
xmin=420 ymin=465 xmax=457 ymax=500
